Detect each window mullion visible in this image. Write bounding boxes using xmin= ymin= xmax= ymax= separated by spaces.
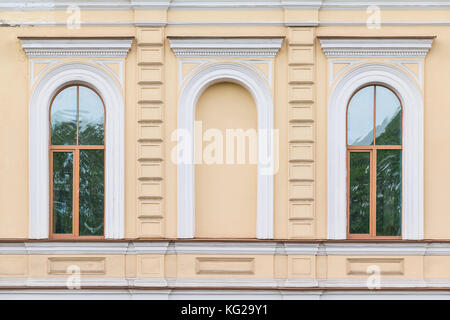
xmin=49 ymin=150 xmax=54 ymax=236
xmin=76 ymin=85 xmax=79 ymax=146
xmin=371 ymin=148 xmax=377 ymax=237
xmin=73 ymin=148 xmax=80 ymax=237
xmin=371 ymin=86 xmax=377 ymax=238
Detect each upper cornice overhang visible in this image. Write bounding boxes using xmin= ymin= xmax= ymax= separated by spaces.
xmin=3 ymin=0 xmax=450 ymax=11
xmin=168 ymin=37 xmax=284 ymax=58
xmin=319 ymin=36 xmax=435 ymax=58
xmin=18 ymin=37 xmax=134 ymax=58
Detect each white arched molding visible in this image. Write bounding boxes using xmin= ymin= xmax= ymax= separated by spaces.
xmin=29 ymin=62 xmax=125 ymax=239
xmin=328 ymin=63 xmax=424 ymax=240
xmin=177 ymin=63 xmax=275 ymax=239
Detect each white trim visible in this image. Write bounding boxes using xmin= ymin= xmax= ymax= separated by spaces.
xmin=176 ymin=62 xmax=275 ymax=239
xmin=319 ymin=38 xmax=434 ymax=58
xmin=3 ymin=288 xmax=450 ymax=300
xmin=30 ymin=60 xmax=59 ymax=88
xmin=329 ymin=60 xmax=365 ymax=85
xmin=327 ymin=63 xmax=425 ymax=240
xmin=388 ymin=60 xmax=424 ymax=89
xmin=172 ymin=241 xmax=279 ymax=254
xmin=90 ymin=60 xmax=125 ymax=87
xmin=178 ymin=59 xmax=212 ymax=87
xmin=24 ymin=242 xmax=131 ymax=255
xmin=323 ymin=242 xmax=428 ymax=255
xmin=5 ymin=20 xmax=450 ymax=27
xmin=3 ymin=241 xmax=449 ymax=256
xmin=28 ymin=62 xmax=125 ymax=239
xmin=6 ymin=277 xmax=450 ymax=291
xmin=4 ymin=0 xmax=450 ymax=11
xmin=169 ymin=38 xmax=283 ymax=58
xmin=20 ymin=38 xmax=133 ymax=58
xmin=240 ymin=60 xmax=273 ymax=88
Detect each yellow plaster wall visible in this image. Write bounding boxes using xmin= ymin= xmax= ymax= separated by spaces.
xmin=2 ymin=6 xmax=450 ymax=285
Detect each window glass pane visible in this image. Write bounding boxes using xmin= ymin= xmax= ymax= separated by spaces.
xmin=349 ymin=152 xmax=371 ymax=234
xmin=375 ymin=86 xmax=402 ymax=145
xmin=376 ymin=149 xmax=402 ymax=236
xmin=78 ymin=86 xmax=104 ymax=145
xmin=51 ymin=86 xmax=77 ymax=145
xmin=79 ymin=149 xmax=104 ymax=236
xmin=347 ymin=86 xmax=374 ymax=146
xmin=52 ymin=152 xmax=73 ymax=234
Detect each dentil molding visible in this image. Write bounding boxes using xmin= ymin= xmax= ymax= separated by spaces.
xmin=319 ymin=37 xmax=434 ymax=58
xmin=19 ymin=38 xmax=133 ymax=58
xmin=169 ymin=37 xmax=284 ymax=58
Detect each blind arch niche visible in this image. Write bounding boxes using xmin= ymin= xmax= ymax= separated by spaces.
xmin=195 ymin=82 xmax=258 ymax=238
xmin=177 ymin=63 xmax=275 ymax=239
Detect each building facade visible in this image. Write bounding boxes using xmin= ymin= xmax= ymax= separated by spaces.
xmin=0 ymin=0 xmax=449 ymax=299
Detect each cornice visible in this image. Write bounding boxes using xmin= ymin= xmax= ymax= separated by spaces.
xmin=19 ymin=38 xmax=134 ymax=58
xmin=3 ymin=1 xmax=450 ymax=11
xmin=168 ymin=37 xmax=284 ymax=58
xmin=319 ymin=37 xmax=434 ymax=58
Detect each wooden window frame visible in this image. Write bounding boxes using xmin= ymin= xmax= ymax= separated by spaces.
xmin=346 ymin=84 xmax=403 ymax=240
xmin=49 ymin=84 xmax=106 ymax=240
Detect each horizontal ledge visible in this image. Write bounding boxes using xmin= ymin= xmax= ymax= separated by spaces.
xmin=1 ymin=20 xmax=449 ymax=28
xmin=2 ymin=238 xmax=447 ymax=243
xmin=18 ymin=36 xmax=135 ymax=40
xmin=5 ymin=1 xmax=450 ymax=11
xmin=2 ymin=240 xmax=450 ymax=255
xmin=3 ymin=278 xmax=450 ymax=291
xmin=317 ymin=36 xmax=436 ymax=40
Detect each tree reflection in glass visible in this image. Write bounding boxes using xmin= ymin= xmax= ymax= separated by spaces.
xmin=347 ymin=85 xmax=402 ymax=238
xmin=377 ymin=150 xmax=402 ymax=236
xmin=349 ymin=152 xmax=371 ymax=234
xmin=52 ymin=152 xmax=73 ymax=234
xmin=376 ymin=86 xmax=402 ymax=145
xmin=51 ymin=86 xmax=77 ymax=145
xmin=347 ymin=86 xmax=374 ymax=146
xmin=50 ymin=85 xmax=105 ymax=237
xmin=79 ymin=150 xmax=104 ymax=236
xmin=79 ymin=86 xmax=104 ymax=145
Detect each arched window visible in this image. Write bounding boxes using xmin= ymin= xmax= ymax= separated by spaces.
xmin=49 ymin=84 xmax=105 ymax=239
xmin=347 ymin=84 xmax=402 ymax=239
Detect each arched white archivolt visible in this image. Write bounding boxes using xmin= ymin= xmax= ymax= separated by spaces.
xmin=328 ymin=63 xmax=424 ymax=240
xmin=177 ymin=63 xmax=274 ymax=239
xmin=29 ymin=62 xmax=124 ymax=239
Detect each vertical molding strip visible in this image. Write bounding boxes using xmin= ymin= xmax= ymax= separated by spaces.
xmin=287 ymin=28 xmax=316 ymax=239
xmin=136 ymin=28 xmax=165 ymax=238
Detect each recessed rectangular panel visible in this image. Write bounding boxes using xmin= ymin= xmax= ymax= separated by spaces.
xmin=347 ymin=258 xmax=404 ymax=275
xmin=48 ymin=257 xmax=105 ymax=275
xmin=196 ymin=257 xmax=254 ymax=275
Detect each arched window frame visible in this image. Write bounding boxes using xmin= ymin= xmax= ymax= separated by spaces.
xmin=328 ymin=63 xmax=424 ymax=240
xmin=49 ymin=83 xmax=106 ymax=239
xmin=29 ymin=62 xmax=125 ymax=239
xmin=346 ymin=83 xmax=403 ymax=239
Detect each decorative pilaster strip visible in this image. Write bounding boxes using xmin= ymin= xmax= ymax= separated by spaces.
xmin=287 ymin=27 xmax=316 ymax=239
xmin=136 ymin=28 xmax=165 ymax=238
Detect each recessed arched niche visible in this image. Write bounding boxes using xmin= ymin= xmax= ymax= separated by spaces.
xmin=195 ymin=82 xmax=258 ymax=238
